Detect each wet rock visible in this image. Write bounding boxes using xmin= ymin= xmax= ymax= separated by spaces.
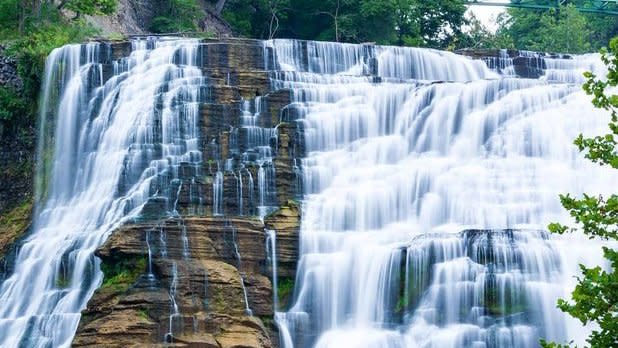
xmin=75 ymin=216 xmax=282 ymax=347
xmin=264 ymin=202 xmax=301 ymax=278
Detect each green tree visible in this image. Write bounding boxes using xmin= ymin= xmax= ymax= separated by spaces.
xmin=499 ymin=4 xmax=593 ymax=53
xmin=457 ymin=13 xmax=514 ymax=50
xmin=534 ymin=4 xmax=591 ymax=53
xmin=0 ymin=0 xmax=97 ymax=130
xmin=58 ymin=0 xmax=117 ymax=17
xmin=222 ymin=0 xmax=290 ymax=39
xmin=221 ymin=0 xmax=467 ymax=48
xmin=391 ymin=0 xmax=466 ymax=48
xmin=541 ymin=38 xmax=618 ymax=348
xmin=150 ymin=0 xmax=201 ymax=33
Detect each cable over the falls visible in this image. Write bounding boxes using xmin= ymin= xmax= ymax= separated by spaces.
xmin=0 ymin=37 xmax=613 ymax=348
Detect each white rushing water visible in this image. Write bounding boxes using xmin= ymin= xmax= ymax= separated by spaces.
xmin=0 ymin=35 xmax=614 ymax=348
xmin=266 ymin=39 xmax=616 ymax=348
xmin=0 ymin=37 xmax=204 ymax=347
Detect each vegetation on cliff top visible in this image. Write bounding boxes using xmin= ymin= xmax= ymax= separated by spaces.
xmin=219 ymin=0 xmax=617 ymax=53
xmin=0 ymin=0 xmax=99 ymax=132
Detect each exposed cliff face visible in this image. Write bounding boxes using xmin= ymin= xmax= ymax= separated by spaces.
xmin=87 ymin=0 xmax=232 ymax=36
xmin=455 ymin=48 xmax=572 ymax=78
xmin=0 ymin=46 xmax=23 ymax=91
xmin=0 ymin=36 xmax=576 ymax=347
xmin=73 ymin=218 xmax=276 ymax=347
xmin=72 ymin=38 xmax=301 ymax=347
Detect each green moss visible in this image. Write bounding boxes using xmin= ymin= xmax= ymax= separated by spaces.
xmin=259 ymin=315 xmax=274 ymax=329
xmin=208 ymin=287 xmax=227 ymax=312
xmin=55 ymin=275 xmax=70 ymax=288
xmin=137 ymin=308 xmax=150 ymax=320
xmin=483 ymin=284 xmax=527 ymax=317
xmin=394 ymin=295 xmax=409 ymax=313
xmin=105 ymin=32 xmax=125 ymax=41
xmin=0 ymin=199 xmax=33 ymax=252
xmin=277 ymin=277 xmax=294 ymax=310
xmin=100 ymin=256 xmax=147 ymax=292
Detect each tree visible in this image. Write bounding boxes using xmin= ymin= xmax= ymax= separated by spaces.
xmin=221 ymin=0 xmax=467 ymax=48
xmin=57 ymin=0 xmax=117 ymax=17
xmin=457 ymin=13 xmax=514 ymax=50
xmin=541 ymin=38 xmax=618 ymax=348
xmin=534 ymin=4 xmax=591 ymax=53
xmin=150 ymin=0 xmax=200 ymax=33
xmin=392 ymin=0 xmax=466 ymax=48
xmin=499 ymin=4 xmax=592 ymax=53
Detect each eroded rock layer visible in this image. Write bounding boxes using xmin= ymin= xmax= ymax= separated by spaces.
xmin=72 ymin=39 xmax=301 ymax=348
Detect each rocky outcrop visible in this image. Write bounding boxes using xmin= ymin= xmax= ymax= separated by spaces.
xmin=264 ymin=202 xmax=300 ymax=279
xmin=73 ymin=38 xmax=304 ymax=346
xmin=74 ymin=217 xmax=276 ymax=347
xmin=0 ymin=46 xmax=23 ymax=91
xmin=0 ymin=200 xmax=32 ymax=282
xmin=455 ymin=48 xmax=571 ymax=79
xmin=86 ymin=0 xmax=232 ymax=36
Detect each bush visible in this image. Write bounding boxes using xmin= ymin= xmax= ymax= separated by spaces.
xmin=0 ymin=2 xmax=98 ymax=131
xmin=150 ymin=0 xmax=200 ymax=33
xmin=0 ymin=88 xmax=27 ymax=122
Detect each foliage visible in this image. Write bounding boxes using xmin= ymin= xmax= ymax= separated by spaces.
xmin=497 ymin=4 xmax=593 ymax=53
xmin=150 ymin=0 xmax=201 ymax=33
xmin=393 ymin=0 xmax=467 ymax=48
xmin=542 ymin=38 xmax=618 ymax=348
xmin=100 ymin=256 xmax=147 ymax=291
xmin=222 ymin=0 xmax=467 ymax=48
xmin=0 ymin=0 xmax=97 ymax=128
xmin=277 ymin=277 xmax=294 ymax=309
xmin=61 ymin=0 xmax=117 ymax=17
xmin=0 ymin=88 xmax=27 ymax=122
xmin=457 ymin=13 xmax=514 ymax=50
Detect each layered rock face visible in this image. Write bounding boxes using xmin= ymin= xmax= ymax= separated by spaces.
xmin=456 ymin=48 xmax=576 ymax=79
xmin=72 ymin=39 xmax=301 ymax=348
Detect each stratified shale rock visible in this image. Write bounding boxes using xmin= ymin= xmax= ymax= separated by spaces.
xmin=73 ymin=38 xmax=304 ymax=348
xmin=455 ymin=48 xmax=570 ymax=78
xmin=73 ymin=218 xmax=275 ymax=347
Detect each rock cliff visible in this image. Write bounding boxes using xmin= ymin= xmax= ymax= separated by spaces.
xmin=0 ymin=37 xmax=575 ymax=347
xmin=72 ymin=38 xmax=301 ymax=347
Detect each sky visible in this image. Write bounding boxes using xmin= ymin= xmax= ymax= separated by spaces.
xmin=467 ymin=0 xmax=510 ymax=31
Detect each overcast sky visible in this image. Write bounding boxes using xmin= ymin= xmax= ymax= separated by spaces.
xmin=468 ymin=0 xmax=510 ymax=31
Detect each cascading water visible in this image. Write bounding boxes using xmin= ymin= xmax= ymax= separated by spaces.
xmin=0 ymin=37 xmax=205 ymax=347
xmin=266 ymin=39 xmax=616 ymax=348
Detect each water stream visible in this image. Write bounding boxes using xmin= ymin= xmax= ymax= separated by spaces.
xmin=0 ymin=36 xmax=613 ymax=348
xmin=0 ymin=37 xmax=204 ymax=347
xmin=265 ymin=39 xmax=615 ymax=348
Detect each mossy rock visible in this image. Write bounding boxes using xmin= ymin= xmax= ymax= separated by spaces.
xmin=100 ymin=255 xmax=148 ymax=292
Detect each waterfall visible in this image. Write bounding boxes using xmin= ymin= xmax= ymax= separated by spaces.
xmin=0 ymin=37 xmax=205 ymax=347
xmin=267 ymin=39 xmax=616 ymax=348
